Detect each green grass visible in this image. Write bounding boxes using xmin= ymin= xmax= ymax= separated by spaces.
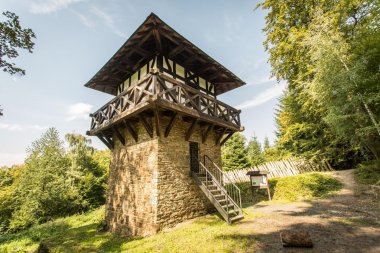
xmin=0 ymin=206 xmax=261 ymax=253
xmin=236 ymin=172 xmax=342 ymax=204
xmin=0 ymin=172 xmax=342 ymax=253
xmin=355 ymin=160 xmax=380 ymax=185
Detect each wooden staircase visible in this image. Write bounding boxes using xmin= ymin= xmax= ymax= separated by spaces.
xmin=192 ymin=156 xmax=243 ymax=224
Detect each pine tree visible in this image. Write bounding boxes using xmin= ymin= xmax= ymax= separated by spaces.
xmin=263 ymin=136 xmax=270 ymax=150
xmin=222 ymin=133 xmax=250 ymax=171
xmin=247 ymin=136 xmax=265 ymax=167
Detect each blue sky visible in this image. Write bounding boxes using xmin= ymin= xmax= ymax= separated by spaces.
xmin=0 ymin=0 xmax=285 ymax=166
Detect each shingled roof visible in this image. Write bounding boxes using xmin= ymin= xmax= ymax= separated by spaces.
xmin=85 ymin=13 xmax=245 ymax=96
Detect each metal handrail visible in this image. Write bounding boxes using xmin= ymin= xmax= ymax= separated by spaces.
xmin=203 ymin=155 xmax=242 ymax=209
xmin=196 ymin=161 xmax=241 ymax=221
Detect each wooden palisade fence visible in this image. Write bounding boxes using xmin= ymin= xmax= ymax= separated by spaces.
xmin=224 ymin=157 xmax=333 ymax=184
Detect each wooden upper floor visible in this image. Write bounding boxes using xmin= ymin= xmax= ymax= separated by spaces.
xmin=85 ymin=13 xmax=245 ymax=142
xmin=88 ymin=66 xmax=242 ymax=136
xmin=84 ymin=13 xmax=245 ymax=96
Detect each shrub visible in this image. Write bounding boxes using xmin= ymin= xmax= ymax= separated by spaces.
xmin=355 ymin=160 xmax=380 ymax=185
xmin=235 ymin=172 xmax=342 ymax=204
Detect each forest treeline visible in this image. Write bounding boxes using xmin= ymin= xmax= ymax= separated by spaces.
xmin=0 ymin=128 xmax=110 ymax=233
xmin=257 ymin=0 xmax=380 ymax=169
xmin=221 ymin=133 xmax=286 ymax=171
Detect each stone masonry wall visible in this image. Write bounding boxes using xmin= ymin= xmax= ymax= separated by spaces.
xmin=106 ymin=115 xmax=221 ymax=236
xmin=106 ymin=117 xmax=159 ymax=236
xmin=156 ymin=118 xmax=219 ymax=229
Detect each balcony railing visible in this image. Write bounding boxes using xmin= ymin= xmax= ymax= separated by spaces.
xmin=89 ymin=70 xmax=241 ymax=134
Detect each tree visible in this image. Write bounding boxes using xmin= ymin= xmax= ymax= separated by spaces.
xmin=222 ymin=133 xmax=251 ymax=171
xmin=263 ymin=136 xmax=270 ymax=150
xmin=0 ymin=130 xmax=110 ymax=233
xmin=247 ymin=136 xmax=265 ymax=167
xmin=65 ymin=133 xmax=109 ymax=209
xmin=304 ymin=8 xmax=380 ymax=160
xmin=0 ymin=11 xmax=36 ymax=75
xmin=258 ymin=0 xmax=373 ymax=167
xmin=10 ymin=128 xmax=72 ymax=230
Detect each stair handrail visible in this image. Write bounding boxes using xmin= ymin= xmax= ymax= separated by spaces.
xmin=197 ymin=161 xmax=240 ymax=214
xmin=203 ymin=155 xmax=242 ymax=209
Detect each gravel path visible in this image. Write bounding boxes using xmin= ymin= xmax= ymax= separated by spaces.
xmin=239 ymin=169 xmax=380 ymax=253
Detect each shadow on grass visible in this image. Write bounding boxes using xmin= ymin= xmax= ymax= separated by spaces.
xmin=42 ymin=223 xmax=143 ymax=253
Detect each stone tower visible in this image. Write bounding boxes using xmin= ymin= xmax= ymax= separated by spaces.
xmin=85 ymin=13 xmax=245 ymax=236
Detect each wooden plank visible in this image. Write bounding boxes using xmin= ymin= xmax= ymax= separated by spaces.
xmin=112 ymin=126 xmax=125 ymax=145
xmin=202 ymin=124 xmax=213 ymax=143
xmin=185 ymin=119 xmax=198 ymax=141
xmin=96 ymin=133 xmax=113 ymax=150
xmin=215 ymin=128 xmax=226 ymax=145
xmin=124 ymin=120 xmax=138 ymax=142
xmin=139 ymin=114 xmax=153 ymax=138
xmin=152 ymin=29 xmax=162 ymax=51
xmin=154 ymin=108 xmax=161 ymax=137
xmin=103 ymin=134 xmax=114 ymax=150
xmin=165 ymin=112 xmax=178 ymax=137
xmin=220 ymin=132 xmax=234 ymax=146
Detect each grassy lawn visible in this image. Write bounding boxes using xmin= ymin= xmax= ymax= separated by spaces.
xmin=0 ymin=172 xmax=342 ymax=253
xmin=0 ymin=206 xmax=261 ymax=253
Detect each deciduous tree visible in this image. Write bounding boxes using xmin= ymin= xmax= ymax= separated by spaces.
xmin=0 ymin=11 xmax=36 ymax=75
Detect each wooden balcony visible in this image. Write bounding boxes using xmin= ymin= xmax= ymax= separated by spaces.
xmin=87 ymin=70 xmax=242 ymax=137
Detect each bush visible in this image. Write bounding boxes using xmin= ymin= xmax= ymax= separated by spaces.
xmin=235 ymin=172 xmax=342 ymax=204
xmin=355 ymin=160 xmax=380 ymax=185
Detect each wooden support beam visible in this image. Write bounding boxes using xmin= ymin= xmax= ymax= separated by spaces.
xmin=215 ymin=128 xmax=227 ymax=145
xmin=202 ymin=124 xmax=213 ymax=143
xmin=103 ymin=134 xmax=115 ymax=149
xmin=197 ymin=64 xmax=215 ymax=75
xmin=220 ymin=132 xmax=234 ymax=146
xmin=183 ymin=55 xmax=197 ymax=67
xmin=112 ymin=126 xmax=125 ymax=145
xmin=97 ymin=133 xmax=113 ymax=150
xmin=169 ymin=44 xmax=185 ymax=58
xmin=154 ymin=108 xmax=161 ymax=137
xmin=185 ymin=119 xmax=198 ymax=141
xmin=139 ymin=115 xmax=153 ymax=138
xmin=124 ymin=120 xmax=138 ymax=142
xmin=208 ymin=70 xmax=222 ymax=81
xmin=165 ymin=112 xmax=178 ymax=137
xmin=153 ymin=28 xmax=162 ymax=52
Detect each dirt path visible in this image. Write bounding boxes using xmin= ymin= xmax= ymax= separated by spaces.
xmin=239 ymin=169 xmax=380 ymax=253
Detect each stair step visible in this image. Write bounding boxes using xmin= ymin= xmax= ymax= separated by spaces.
xmin=229 ymin=215 xmax=244 ymax=223
xmin=213 ymin=194 xmax=226 ymax=199
xmin=217 ymin=198 xmax=228 ymax=204
xmin=222 ymin=203 xmax=235 ymax=209
xmin=210 ymin=189 xmax=222 ymax=194
xmin=193 ymin=157 xmax=244 ymax=225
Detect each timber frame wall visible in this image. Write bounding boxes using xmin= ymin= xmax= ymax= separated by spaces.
xmin=87 ymin=61 xmax=242 ymax=149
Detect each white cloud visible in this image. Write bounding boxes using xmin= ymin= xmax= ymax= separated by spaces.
xmin=30 ymin=0 xmax=84 ymax=14
xmin=246 ymin=76 xmax=277 ymax=86
xmin=72 ymin=10 xmax=94 ymax=28
xmin=0 ymin=123 xmax=47 ymax=131
xmin=66 ymin=102 xmax=92 ymax=121
xmin=0 ymin=153 xmax=26 ymax=166
xmin=91 ymin=6 xmax=126 ymax=38
xmin=236 ymin=81 xmax=287 ymax=109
